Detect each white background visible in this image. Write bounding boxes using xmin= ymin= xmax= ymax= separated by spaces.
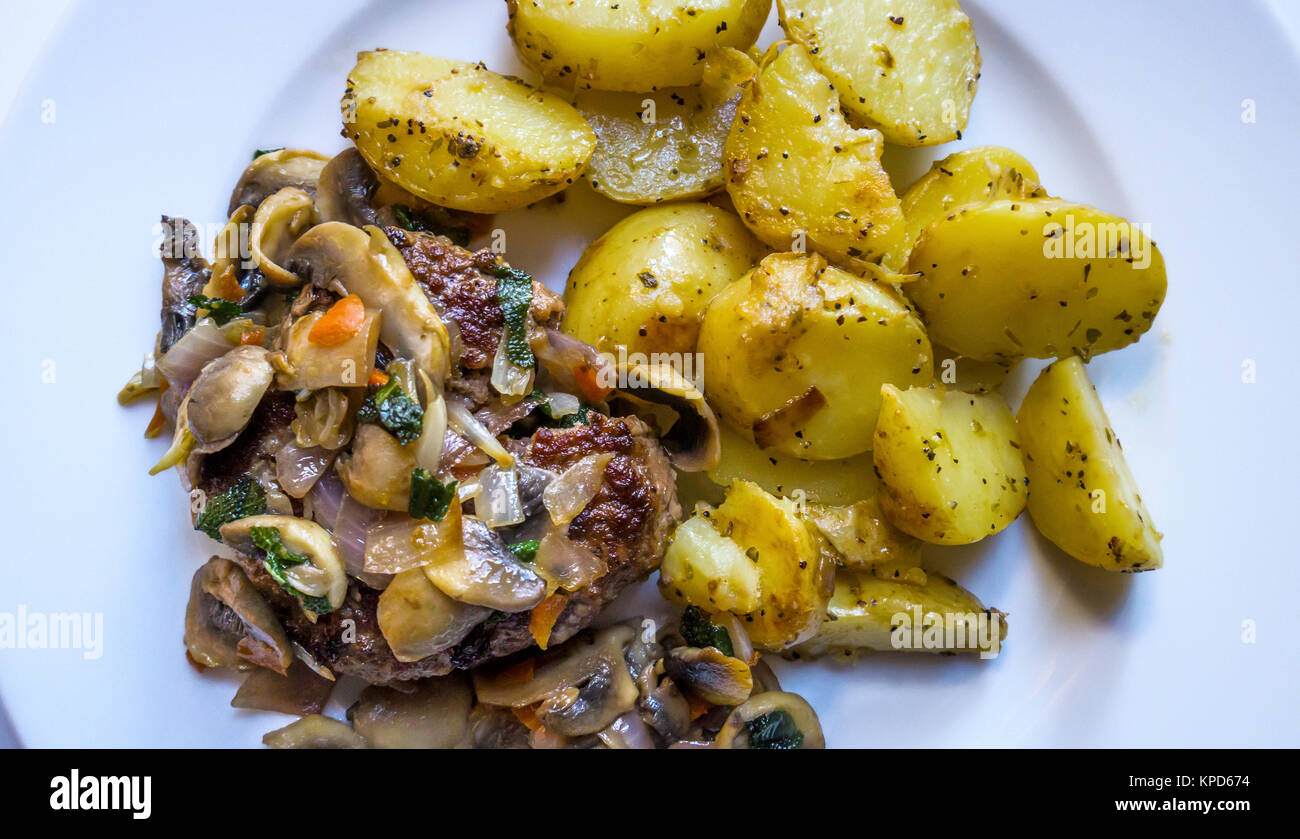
xmin=0 ymin=0 xmax=1297 ymax=747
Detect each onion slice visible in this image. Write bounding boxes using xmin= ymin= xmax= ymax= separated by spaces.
xmin=543 ymin=453 xmax=613 ymax=526
xmin=534 ymin=525 xmax=607 ymax=592
xmin=275 ymin=440 xmax=336 ymax=499
xmin=476 ymin=464 xmax=525 ymax=529
xmin=447 ymin=397 xmax=514 ymax=467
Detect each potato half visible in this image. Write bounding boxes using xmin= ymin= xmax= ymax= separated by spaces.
xmin=1017 ymin=357 xmax=1163 ymax=572
xmin=905 ymin=199 xmax=1167 ymax=362
xmin=931 ymin=342 xmax=1014 ymax=395
xmin=343 ymin=50 xmax=595 ymax=213
xmin=723 ymin=43 xmax=907 ymax=270
xmin=507 ymin=0 xmax=771 ymax=91
xmin=563 ymin=203 xmax=768 ymax=357
xmin=778 ymin=0 xmax=981 ymax=146
xmin=698 ymin=252 xmax=933 ymax=460
xmin=883 ymin=145 xmax=1046 ymax=269
xmin=798 ymin=567 xmax=1005 ymax=657
xmin=707 ymin=421 xmax=878 ymax=506
xmin=660 ymin=480 xmax=830 ymax=649
xmin=873 ymin=384 xmax=1027 ymax=544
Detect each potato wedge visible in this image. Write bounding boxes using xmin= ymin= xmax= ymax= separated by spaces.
xmin=804 ymin=497 xmax=922 ymax=569
xmin=577 ymin=87 xmax=739 ymax=204
xmin=778 ymin=0 xmax=981 ymax=147
xmin=660 ymin=480 xmax=831 ymax=649
xmin=343 ymin=50 xmax=595 ymax=213
xmin=797 ymin=568 xmax=1005 ymax=657
xmin=873 ymin=384 xmax=1027 ymax=544
xmin=905 ymin=199 xmax=1167 ymax=362
xmin=723 ymin=43 xmax=907 ymax=269
xmin=563 ymin=203 xmax=768 ymax=358
xmin=506 ymin=0 xmax=771 ymax=92
xmin=883 ymin=145 xmax=1046 ymax=269
xmin=698 ymin=252 xmax=933 ymax=460
xmin=708 ymin=421 xmax=878 ymax=505
xmin=1017 ymin=357 xmax=1163 ymax=571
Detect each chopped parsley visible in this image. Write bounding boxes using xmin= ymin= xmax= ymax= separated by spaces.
xmin=249 ymin=526 xmax=332 ymax=615
xmin=680 ymin=605 xmax=735 ymax=657
xmin=408 ymin=467 xmax=457 ymax=522
xmin=194 ymin=476 xmax=266 ymax=540
xmin=356 ymin=378 xmax=424 ymax=444
xmin=746 ymin=710 xmax=804 ymax=750
xmin=507 ymin=540 xmax=540 ymax=563
xmin=493 ymin=264 xmax=535 ymax=369
xmin=187 ymin=294 xmax=243 ymax=326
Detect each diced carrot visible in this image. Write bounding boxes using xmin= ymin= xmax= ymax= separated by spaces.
xmin=368 ymin=369 xmax=390 ymax=387
xmin=308 ymin=294 xmax=366 ymax=347
xmin=512 ymin=704 xmax=543 ymax=731
xmin=238 ymin=325 xmax=265 ymax=346
xmin=685 ymin=690 xmax=712 ymax=721
xmin=529 ymin=593 xmax=569 ymax=651
xmin=573 ymin=362 xmax=612 ymax=404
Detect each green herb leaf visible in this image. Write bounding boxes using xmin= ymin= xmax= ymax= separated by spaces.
xmin=248 ymin=526 xmax=332 ymax=615
xmin=409 ymin=467 xmax=457 ymax=521
xmin=252 ymin=147 xmax=285 ymax=159
xmin=507 ymin=540 xmax=540 ymax=563
xmin=746 ymin=710 xmax=804 ymax=750
xmin=392 ymin=204 xmax=470 ymax=246
xmin=356 ymin=378 xmax=424 ymax=444
xmin=187 ymin=294 xmax=243 ymax=327
xmin=493 ymin=264 xmax=535 ymax=369
xmin=680 ymin=605 xmax=735 ymax=657
xmin=194 ymin=476 xmax=266 ymax=540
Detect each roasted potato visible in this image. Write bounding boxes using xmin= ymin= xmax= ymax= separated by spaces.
xmin=931 ymin=342 xmax=1014 ymax=394
xmin=723 ymin=43 xmax=907 ymax=270
xmin=660 ymin=480 xmax=831 ymax=649
xmin=873 ymin=384 xmax=1027 ymax=544
xmin=798 ymin=567 xmax=1005 ymax=657
xmin=883 ymin=145 xmax=1046 ymax=269
xmin=778 ymin=0 xmax=981 ymax=147
xmin=905 ymin=199 xmax=1167 ymax=362
xmin=563 ymin=203 xmax=768 ymax=357
xmin=343 ymin=50 xmax=595 ymax=213
xmin=1017 ymin=357 xmax=1163 ymax=571
xmin=708 ymin=421 xmax=878 ymax=505
xmin=698 ymin=252 xmax=933 ymax=460
xmin=506 ymin=0 xmax=771 ymax=92
xmin=804 ymin=497 xmax=922 ymax=569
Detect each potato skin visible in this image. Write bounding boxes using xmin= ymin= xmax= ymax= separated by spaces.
xmin=343 ymin=50 xmax=595 ymax=213
xmin=778 ymin=0 xmax=981 ymax=147
xmin=723 ymin=43 xmax=907 ymax=270
xmin=1017 ymin=357 xmax=1163 ymax=572
xmin=507 ymin=0 xmax=771 ymax=92
xmin=873 ymin=384 xmax=1027 ymax=545
xmin=905 ymin=199 xmax=1167 ymax=362
xmin=660 ymin=480 xmax=831 ymax=649
xmin=798 ymin=568 xmax=1005 ymax=657
xmin=563 ymin=203 xmax=768 ymax=357
xmin=699 ymin=252 xmax=933 ymax=460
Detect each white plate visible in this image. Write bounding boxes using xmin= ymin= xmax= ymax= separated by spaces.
xmin=0 ymin=0 xmax=1297 ymax=748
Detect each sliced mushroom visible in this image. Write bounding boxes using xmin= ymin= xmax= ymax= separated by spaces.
xmin=158 ymin=215 xmax=212 ymax=354
xmin=203 ymin=205 xmax=255 ymax=302
xmin=251 ymin=187 xmax=319 ymax=287
xmin=228 ymin=148 xmax=330 ymax=217
xmin=640 ymin=677 xmax=692 ymax=743
xmin=474 ymin=624 xmax=639 ymax=737
xmin=285 ymin=222 xmax=450 ymax=383
xmin=349 ymin=674 xmax=474 ymax=748
xmin=423 ymin=516 xmax=547 ymax=612
xmin=231 ymin=659 xmax=335 ymax=715
xmin=315 ymin=147 xmax=385 ymax=228
xmin=712 ymin=691 xmax=825 ymax=749
xmin=376 ymin=566 xmax=490 ymax=662
xmin=274 ymin=306 xmax=381 ymax=391
xmin=184 ymin=556 xmax=293 ymax=674
xmin=468 ymin=705 xmax=532 ymax=749
xmin=611 ymin=360 xmax=720 ymax=471
xmin=336 ymin=424 xmax=417 ymax=512
xmin=664 ymin=646 xmax=754 ymax=707
xmin=219 ymin=515 xmax=348 ymax=615
xmin=262 ymin=714 xmax=367 ymax=749
xmin=188 ymin=346 xmax=275 ymax=450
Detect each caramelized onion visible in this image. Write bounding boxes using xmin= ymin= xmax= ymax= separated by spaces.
xmin=542 ymin=453 xmax=613 ymax=526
